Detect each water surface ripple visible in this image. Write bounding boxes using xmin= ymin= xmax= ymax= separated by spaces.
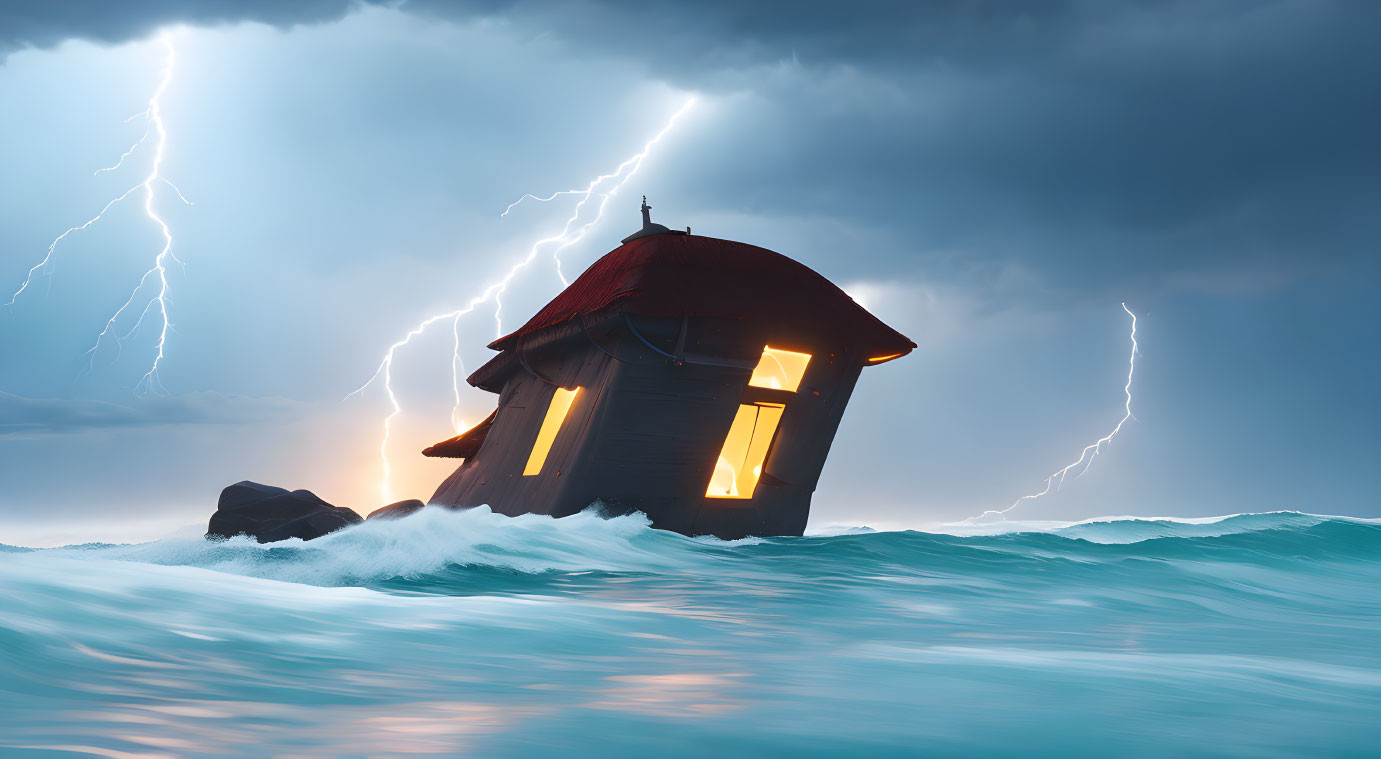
xmin=2 ymin=508 xmax=1377 ymax=757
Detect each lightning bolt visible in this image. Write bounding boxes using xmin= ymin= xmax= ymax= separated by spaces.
xmin=4 ymin=33 xmax=189 ymax=395
xmin=971 ymin=303 xmax=1139 ymax=521
xmin=347 ymin=97 xmax=696 ymax=502
xmin=500 ymin=190 xmax=586 ymax=217
xmin=496 ymin=98 xmax=696 ymax=288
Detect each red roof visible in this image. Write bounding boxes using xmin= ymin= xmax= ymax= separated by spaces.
xmin=490 ymin=233 xmax=915 ymax=357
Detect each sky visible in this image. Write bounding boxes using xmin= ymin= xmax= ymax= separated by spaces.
xmin=1 ymin=0 xmax=1377 ymax=544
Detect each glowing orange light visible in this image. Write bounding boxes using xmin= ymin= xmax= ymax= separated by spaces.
xmin=706 ymin=402 xmax=784 ymax=499
xmin=867 ymin=352 xmax=905 ymax=363
xmin=523 ymin=387 xmax=580 ymax=476
xmin=748 ymin=347 xmax=811 ymax=392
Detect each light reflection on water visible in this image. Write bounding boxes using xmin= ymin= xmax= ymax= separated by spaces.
xmin=1 ymin=507 xmax=1379 ymax=757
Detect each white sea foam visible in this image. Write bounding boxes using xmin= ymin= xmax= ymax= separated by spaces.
xmin=28 ymin=506 xmax=706 ymax=585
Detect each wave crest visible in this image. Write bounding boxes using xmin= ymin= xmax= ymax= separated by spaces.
xmin=2 ymin=509 xmax=1376 ymax=588
xmin=33 ymin=506 xmax=712 ymax=586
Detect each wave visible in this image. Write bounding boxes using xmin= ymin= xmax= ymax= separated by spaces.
xmin=2 ymin=508 xmax=1376 ymax=590
xmin=11 ymin=506 xmax=711 ymax=586
xmin=2 ymin=508 xmax=1378 ymax=756
xmin=1053 ymin=510 xmax=1349 ymax=541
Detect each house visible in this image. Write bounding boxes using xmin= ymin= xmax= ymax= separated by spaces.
xmin=423 ymin=201 xmax=914 ymax=538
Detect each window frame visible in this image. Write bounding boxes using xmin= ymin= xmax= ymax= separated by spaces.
xmin=705 ymin=345 xmax=812 ymax=500
xmin=522 ymin=386 xmax=581 ymax=477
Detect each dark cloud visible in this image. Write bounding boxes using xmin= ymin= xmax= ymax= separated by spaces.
xmin=5 ymin=0 xmax=1378 ymax=299
xmin=0 ymin=0 xmax=366 ymax=54
xmin=633 ymin=0 xmax=1381 ymax=301
xmin=0 ymin=391 xmax=307 ymax=437
xmin=405 ymin=0 xmax=1091 ymax=73
xmin=1 ymin=0 xmax=1376 ymax=526
xmin=0 ymin=0 xmax=1084 ymax=62
xmin=397 ymin=0 xmax=1381 ymax=300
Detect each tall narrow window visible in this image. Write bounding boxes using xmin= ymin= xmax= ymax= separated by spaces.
xmin=748 ymin=347 xmax=811 ymax=392
xmin=706 ymin=346 xmax=813 ymax=499
xmin=523 ymin=387 xmax=580 ymax=476
xmin=706 ymin=402 xmax=785 ymax=498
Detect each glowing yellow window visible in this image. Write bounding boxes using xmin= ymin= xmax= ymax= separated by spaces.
xmin=706 ymin=402 xmax=784 ymax=499
xmin=748 ymin=347 xmax=812 ymax=392
xmin=523 ymin=387 xmax=580 ymax=476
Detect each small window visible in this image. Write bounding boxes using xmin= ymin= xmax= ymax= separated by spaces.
xmin=706 ymin=402 xmax=784 ymax=498
xmin=748 ymin=347 xmax=812 ymax=392
xmin=523 ymin=387 xmax=580 ymax=476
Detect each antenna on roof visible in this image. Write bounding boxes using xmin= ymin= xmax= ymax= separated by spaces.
xmin=621 ymin=196 xmax=686 ymax=244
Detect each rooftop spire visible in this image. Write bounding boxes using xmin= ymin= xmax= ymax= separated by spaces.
xmin=621 ymin=196 xmax=685 ymax=244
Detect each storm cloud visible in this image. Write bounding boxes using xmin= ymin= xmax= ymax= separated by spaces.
xmin=2 ymin=1 xmax=1377 ymax=532
xmin=0 ymin=0 xmax=366 ymax=54
xmin=2 ymin=1 xmax=1093 ymax=63
xmin=0 ymin=391 xmax=306 ymax=437
xmin=9 ymin=1 xmax=1378 ymax=289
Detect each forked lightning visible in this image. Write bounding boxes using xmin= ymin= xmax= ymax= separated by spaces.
xmin=972 ymin=303 xmax=1139 ymax=521
xmin=4 ymin=33 xmax=190 ymax=394
xmin=347 ymin=98 xmax=696 ymax=501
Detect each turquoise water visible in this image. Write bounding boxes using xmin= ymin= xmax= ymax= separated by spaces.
xmin=2 ymin=509 xmax=1378 ymax=757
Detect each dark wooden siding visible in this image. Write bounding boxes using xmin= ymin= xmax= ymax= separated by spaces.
xmin=429 ymin=315 xmax=868 ymax=538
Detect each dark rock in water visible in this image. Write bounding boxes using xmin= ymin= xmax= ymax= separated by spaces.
xmin=207 ymin=481 xmax=362 ymax=543
xmin=366 ymin=499 xmax=427 ymax=521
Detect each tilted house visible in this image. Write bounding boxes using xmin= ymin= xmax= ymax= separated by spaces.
xmin=424 ymin=202 xmax=914 ymax=539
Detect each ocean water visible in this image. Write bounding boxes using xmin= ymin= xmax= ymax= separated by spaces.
xmin=1 ymin=509 xmax=1378 ymax=758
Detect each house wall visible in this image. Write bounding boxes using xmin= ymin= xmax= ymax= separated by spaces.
xmin=429 ymin=315 xmax=867 ymax=538
xmin=427 ymin=340 xmax=617 ymax=517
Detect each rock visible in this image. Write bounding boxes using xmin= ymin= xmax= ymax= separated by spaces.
xmin=207 ymin=481 xmax=362 ymax=543
xmin=366 ymin=499 xmax=427 ymax=521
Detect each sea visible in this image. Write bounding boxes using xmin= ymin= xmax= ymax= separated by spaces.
xmin=1 ymin=508 xmax=1378 ymax=757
